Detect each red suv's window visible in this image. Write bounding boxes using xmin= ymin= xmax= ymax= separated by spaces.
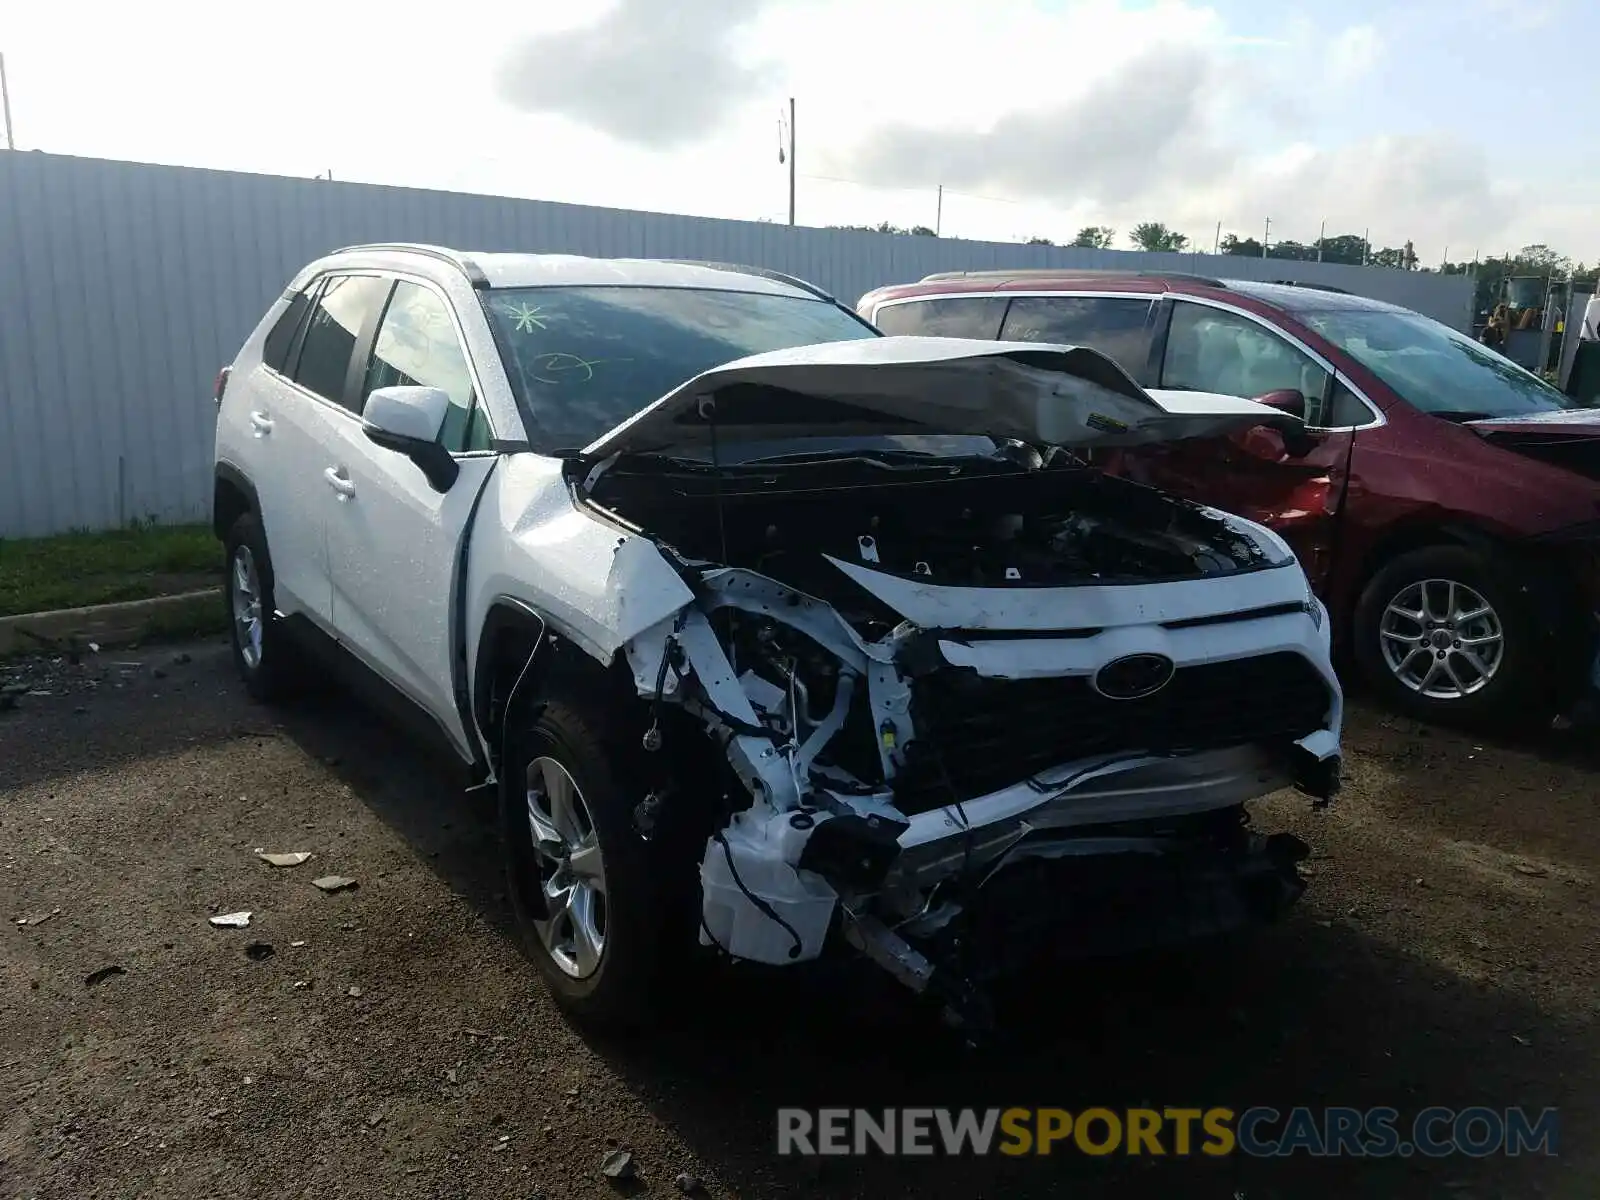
xmin=1162 ymin=302 xmax=1329 ymax=401
xmin=999 ymin=296 xmax=1154 ymax=374
xmin=873 ymin=296 xmax=1007 ymax=338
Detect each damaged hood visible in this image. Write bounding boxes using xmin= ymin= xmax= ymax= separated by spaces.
xmin=1467 ymin=407 xmax=1600 ymax=481
xmin=579 ymin=336 xmax=1303 ymax=460
xmin=1467 ymin=408 xmax=1600 ymax=437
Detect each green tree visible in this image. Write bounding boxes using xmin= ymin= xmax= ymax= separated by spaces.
xmin=1026 ymin=236 xmax=1056 ymax=246
xmin=826 ymin=221 xmax=938 ymax=237
xmin=1369 ymin=244 xmax=1419 ymax=271
xmin=1129 ymin=222 xmax=1188 ymax=252
xmin=1312 ymin=233 xmax=1369 ymax=265
xmin=1516 ymin=243 xmax=1572 ymax=275
xmin=1220 ymin=233 xmax=1263 ymax=257
xmin=1267 ymin=240 xmax=1316 ymax=262
xmin=1071 ymin=226 xmax=1116 ymax=249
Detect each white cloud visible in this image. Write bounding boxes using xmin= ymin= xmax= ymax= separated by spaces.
xmin=1481 ymin=0 xmax=1564 ymax=30
xmin=1327 ymin=24 xmax=1383 ymax=83
xmin=0 ymin=0 xmax=1594 ymax=264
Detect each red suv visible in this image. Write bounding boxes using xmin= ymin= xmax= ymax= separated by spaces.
xmin=858 ymin=270 xmax=1600 ymax=725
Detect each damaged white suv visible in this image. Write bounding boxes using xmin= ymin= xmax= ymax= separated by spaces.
xmin=212 ymin=245 xmax=1342 ymax=1032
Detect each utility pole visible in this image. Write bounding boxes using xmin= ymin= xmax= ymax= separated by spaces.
xmin=1213 ymin=221 xmax=1221 ymax=255
xmin=1 ymin=53 xmax=15 ymax=151
xmin=1317 ymin=219 xmax=1326 ymax=262
xmin=1262 ymin=217 xmax=1271 ymax=258
xmin=1362 ymin=228 xmax=1370 ymax=266
xmin=786 ymin=97 xmax=796 ymax=226
xmin=935 ymin=185 xmax=943 ymax=237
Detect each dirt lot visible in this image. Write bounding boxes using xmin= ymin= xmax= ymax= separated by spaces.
xmin=2 ymin=640 xmax=1596 ymax=1200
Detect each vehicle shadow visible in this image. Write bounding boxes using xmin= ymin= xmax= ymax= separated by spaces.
xmin=1340 ymin=702 xmax=1600 ymax=873
xmin=0 ymin=640 xmax=289 ymax=792
xmin=270 ymin=685 xmax=1595 ymax=1200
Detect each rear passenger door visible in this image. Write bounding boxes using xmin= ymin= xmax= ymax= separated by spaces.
xmin=248 ymin=272 xmax=392 ymax=625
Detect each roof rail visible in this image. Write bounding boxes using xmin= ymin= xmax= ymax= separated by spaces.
xmin=1266 ymin=279 xmax=1351 ymax=294
xmin=330 ymin=242 xmax=489 ymax=288
xmin=918 ymin=267 xmax=1229 ymax=288
xmin=652 ymin=259 xmax=835 ymax=302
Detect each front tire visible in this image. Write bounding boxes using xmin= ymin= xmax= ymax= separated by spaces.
xmin=1352 ymin=544 xmax=1544 ymax=726
xmin=223 ymin=513 xmax=301 ymax=703
xmin=501 ymin=697 xmax=673 ymax=1027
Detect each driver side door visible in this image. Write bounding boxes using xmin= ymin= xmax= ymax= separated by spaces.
xmin=1111 ymin=298 xmax=1367 ymax=591
xmin=322 ymin=277 xmax=500 ymax=761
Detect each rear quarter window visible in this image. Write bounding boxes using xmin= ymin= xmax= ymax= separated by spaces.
xmin=872 ymin=296 xmax=1008 ymax=338
xmin=262 ymin=288 xmax=315 ymax=373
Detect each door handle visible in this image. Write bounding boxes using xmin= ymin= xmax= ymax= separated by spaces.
xmin=249 ymin=411 xmax=274 ymax=436
xmin=323 ymin=466 xmax=356 ymax=499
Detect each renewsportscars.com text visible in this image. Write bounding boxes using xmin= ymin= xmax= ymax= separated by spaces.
xmin=776 ymin=1106 xmax=1559 ymax=1158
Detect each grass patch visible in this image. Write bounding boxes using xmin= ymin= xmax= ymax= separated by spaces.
xmin=0 ymin=522 xmax=222 ymax=617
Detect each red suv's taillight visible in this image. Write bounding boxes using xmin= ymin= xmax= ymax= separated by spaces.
xmin=213 ymin=366 xmax=231 ymax=407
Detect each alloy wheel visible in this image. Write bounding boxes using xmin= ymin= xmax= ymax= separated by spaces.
xmin=525 ymin=756 xmax=608 ymax=979
xmin=231 ymin=546 xmax=264 ymax=670
xmin=1378 ymin=578 xmax=1504 ymax=700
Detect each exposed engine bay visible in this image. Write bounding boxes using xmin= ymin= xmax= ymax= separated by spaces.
xmin=588 ymin=453 xmax=1278 ymax=635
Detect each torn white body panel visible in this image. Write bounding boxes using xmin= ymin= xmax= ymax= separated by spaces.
xmin=464 ymin=455 xmax=694 ymax=670
xmin=824 ymin=549 xmax=1313 ymax=633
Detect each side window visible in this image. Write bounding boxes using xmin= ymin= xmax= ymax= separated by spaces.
xmin=1162 ymin=303 xmax=1330 ymax=404
xmin=1317 ymin=377 xmax=1373 ymax=428
xmin=999 ymin=296 xmax=1154 ymax=374
xmin=362 ymin=281 xmax=491 ymax=452
xmin=291 ymin=275 xmax=392 ymax=410
xmin=872 ymin=297 xmax=1008 ymax=338
xmin=262 ymin=288 xmax=315 ymax=373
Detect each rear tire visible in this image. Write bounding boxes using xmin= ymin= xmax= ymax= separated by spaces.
xmin=501 ymin=696 xmax=681 ymax=1027
xmin=1352 ymin=544 xmax=1545 ymax=727
xmin=222 ymin=513 xmax=302 ymax=703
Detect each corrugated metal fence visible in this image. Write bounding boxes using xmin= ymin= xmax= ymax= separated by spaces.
xmin=0 ymin=152 xmax=1474 ymax=537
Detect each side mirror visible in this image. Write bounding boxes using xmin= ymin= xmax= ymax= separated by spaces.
xmin=1254 ymin=388 xmax=1307 ymax=419
xmin=362 ymin=386 xmax=459 ymax=492
xmin=1238 ymin=389 xmax=1318 ymax=460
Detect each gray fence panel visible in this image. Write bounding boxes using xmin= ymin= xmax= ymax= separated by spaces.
xmin=0 ymin=152 xmax=1473 ymax=537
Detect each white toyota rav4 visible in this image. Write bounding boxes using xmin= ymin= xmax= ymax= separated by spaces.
xmin=212 ymin=244 xmax=1343 ymax=1032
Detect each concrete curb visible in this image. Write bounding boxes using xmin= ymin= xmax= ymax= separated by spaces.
xmin=0 ymin=589 xmax=224 ymax=658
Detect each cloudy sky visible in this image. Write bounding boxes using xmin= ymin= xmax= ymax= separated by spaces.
xmin=2 ymin=0 xmax=1594 ymax=263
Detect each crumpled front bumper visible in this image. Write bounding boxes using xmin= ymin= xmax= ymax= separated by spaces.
xmin=921 ymin=826 xmax=1311 ymax=980
xmin=876 ymin=741 xmax=1336 ymax=889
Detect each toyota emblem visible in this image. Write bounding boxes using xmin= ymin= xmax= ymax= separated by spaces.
xmin=1092 ymin=653 xmax=1176 ymax=700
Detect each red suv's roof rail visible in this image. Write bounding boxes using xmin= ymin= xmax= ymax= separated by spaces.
xmin=1265 ymin=279 xmax=1352 ymax=295
xmin=918 ymin=268 xmax=1229 ymax=288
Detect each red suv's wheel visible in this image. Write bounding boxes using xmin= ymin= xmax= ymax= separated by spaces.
xmin=1352 ymin=544 xmax=1543 ymax=726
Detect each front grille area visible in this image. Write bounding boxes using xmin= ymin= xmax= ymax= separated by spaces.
xmin=892 ymin=651 xmax=1331 ymax=815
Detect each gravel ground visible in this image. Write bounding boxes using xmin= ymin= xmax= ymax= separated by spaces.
xmin=1 ymin=640 xmax=1596 ymax=1199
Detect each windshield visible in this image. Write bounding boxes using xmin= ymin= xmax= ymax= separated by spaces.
xmin=1299 ymin=307 xmax=1582 ymax=419
xmin=483 ymin=285 xmax=879 ymax=452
